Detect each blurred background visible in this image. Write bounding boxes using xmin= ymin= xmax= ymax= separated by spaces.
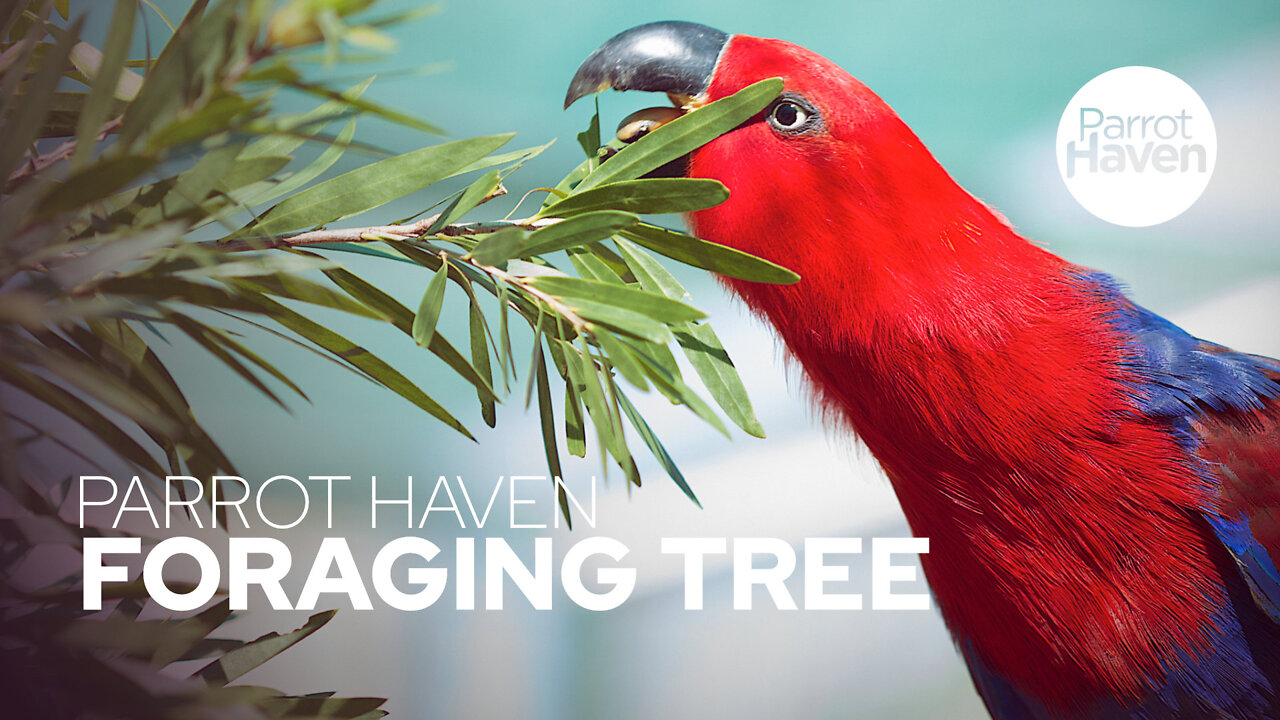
xmin=72 ymin=1 xmax=1280 ymax=718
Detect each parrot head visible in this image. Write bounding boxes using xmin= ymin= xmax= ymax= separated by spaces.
xmin=565 ymin=21 xmax=1032 ymax=345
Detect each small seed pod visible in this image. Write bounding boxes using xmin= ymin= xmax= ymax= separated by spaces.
xmin=616 ymin=106 xmax=685 ymax=144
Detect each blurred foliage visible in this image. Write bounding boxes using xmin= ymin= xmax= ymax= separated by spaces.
xmin=0 ymin=0 xmax=793 ymax=717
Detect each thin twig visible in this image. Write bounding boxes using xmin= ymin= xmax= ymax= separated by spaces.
xmin=207 ymin=184 xmax=553 ymax=252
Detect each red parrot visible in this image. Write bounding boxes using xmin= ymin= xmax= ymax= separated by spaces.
xmin=565 ymin=22 xmax=1280 ymax=720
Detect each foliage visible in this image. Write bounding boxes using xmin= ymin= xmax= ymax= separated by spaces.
xmin=0 ymin=0 xmax=794 ymax=717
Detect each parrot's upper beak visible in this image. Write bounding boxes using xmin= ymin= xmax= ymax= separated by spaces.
xmin=563 ymin=21 xmax=730 ymax=110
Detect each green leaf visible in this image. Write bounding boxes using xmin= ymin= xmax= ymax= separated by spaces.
xmin=541 ymin=156 xmax=591 ymax=209
xmin=571 ymin=78 xmax=782 ymax=193
xmin=470 ymin=301 xmax=496 ymax=427
xmin=240 ymin=77 xmax=371 ymax=159
xmin=568 ymin=299 xmax=671 ymax=345
xmin=576 ymin=110 xmax=600 ymax=160
xmin=197 ymin=610 xmax=336 ymax=687
xmin=97 ymin=276 xmax=264 ymax=313
xmin=540 ymin=178 xmax=728 ymax=218
xmin=0 ymin=17 xmax=82 ymax=183
xmin=426 ymin=168 xmax=501 ymax=233
xmin=621 ymin=223 xmax=800 ymax=284
xmin=171 ymin=253 xmax=338 ymax=280
xmin=593 ymin=330 xmax=648 ymax=390
xmin=34 ymin=154 xmax=157 ymax=219
xmin=0 ymin=359 xmax=167 ymax=478
xmin=572 ymin=342 xmax=628 ymax=465
xmin=287 ymin=77 xmax=445 ymax=136
xmin=527 ymin=276 xmax=706 ymax=324
xmin=246 ymin=117 xmax=357 ymax=208
xmin=564 ymin=378 xmax=586 ymax=457
xmin=520 ymin=211 xmax=637 ymax=257
xmin=49 ymin=222 xmax=182 ymax=289
xmin=314 ymin=261 xmax=496 ymax=403
xmin=167 ymin=312 xmax=287 ymax=409
xmin=565 ymin=246 xmax=624 ymax=284
xmin=623 ymin=338 xmax=729 ymax=438
xmin=466 ymin=225 xmax=525 ymax=266
xmin=150 ymin=599 xmax=232 ymax=667
xmin=243 ymin=133 xmax=513 ymax=237
xmin=71 ymin=0 xmax=135 ymax=170
xmin=617 ymin=390 xmax=700 ymax=507
xmin=412 ymin=261 xmax=448 ymax=347
xmin=146 ymin=91 xmax=263 ymax=150
xmin=615 ymin=237 xmax=764 ymax=437
xmin=135 ymin=140 xmax=247 ymax=226
xmin=218 ymin=155 xmax=292 ymax=193
xmin=229 ymin=274 xmax=382 ymax=320
xmin=241 ymin=292 xmax=474 ymax=440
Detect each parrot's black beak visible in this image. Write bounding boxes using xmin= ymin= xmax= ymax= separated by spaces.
xmin=564 ymin=21 xmax=730 ymax=110
xmin=565 ymin=22 xmax=729 ymax=177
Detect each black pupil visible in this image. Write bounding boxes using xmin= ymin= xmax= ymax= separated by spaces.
xmin=774 ymin=102 xmax=800 ymax=127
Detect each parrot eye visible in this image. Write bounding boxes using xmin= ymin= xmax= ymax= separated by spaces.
xmin=767 ymin=96 xmax=819 ymax=135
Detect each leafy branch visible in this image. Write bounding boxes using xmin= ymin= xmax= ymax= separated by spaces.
xmin=0 ymin=0 xmax=795 ymax=718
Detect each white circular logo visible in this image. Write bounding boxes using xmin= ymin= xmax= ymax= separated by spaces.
xmin=1056 ymin=66 xmax=1216 ymax=227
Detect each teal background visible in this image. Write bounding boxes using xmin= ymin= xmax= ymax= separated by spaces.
xmin=74 ymin=1 xmax=1280 ymax=718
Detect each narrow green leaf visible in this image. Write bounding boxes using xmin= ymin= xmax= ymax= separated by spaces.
xmin=240 ymin=292 xmax=474 ymax=440
xmin=197 ymin=610 xmax=336 ymax=687
xmin=528 ymin=276 xmax=706 ymax=324
xmin=19 ymin=341 xmax=181 ymax=436
xmin=135 ymin=140 xmax=247 ymax=226
xmin=452 ymin=140 xmax=555 ymax=178
xmin=0 ymin=18 xmax=82 ymax=182
xmin=621 ymin=223 xmax=800 ymax=285
xmin=0 ymin=359 xmax=166 ymax=478
xmin=317 ymin=261 xmax=495 ymax=403
xmin=71 ymin=0 xmax=135 ymax=170
xmin=147 ymin=92 xmax=264 ymax=150
xmin=541 ymin=156 xmax=592 ymax=209
xmin=594 ymin=330 xmax=648 ymax=390
xmin=495 ymin=279 xmax=514 ymax=383
xmin=467 ymin=226 xmax=525 ymax=266
xmin=244 ymin=133 xmax=513 ymax=237
xmin=470 ymin=302 xmax=496 ymax=427
xmin=520 ymin=211 xmax=637 ymax=257
xmin=617 ymin=391 xmax=701 ymax=507
xmin=540 ymin=178 xmax=727 ymax=219
xmin=412 ymin=261 xmax=449 ymax=347
xmin=565 ymin=246 xmax=624 ymax=284
xmin=574 ymin=343 xmax=627 ymax=464
xmin=532 ymin=342 xmax=573 ymax=527
xmin=218 ymin=155 xmax=292 ymax=193
xmin=426 ymin=168 xmax=501 ymax=233
xmin=35 ymin=155 xmax=157 ymax=219
xmin=171 ymin=254 xmax=339 ymax=280
xmin=569 ymin=300 xmax=672 ymax=345
xmin=572 ymin=78 xmax=782 ymax=193
xmin=287 ymin=78 xmax=445 ymax=136
xmin=241 ymin=78 xmax=371 ymax=160
xmin=167 ymin=312 xmax=287 ymax=409
xmin=247 ymin=117 xmax=357 ymax=208
xmin=624 ymin=338 xmax=730 ymax=438
xmin=217 ymin=275 xmax=377 ymax=320
xmin=577 ymin=110 xmax=600 ymax=160
xmin=98 ymin=276 xmax=263 ymax=312
xmin=615 ymin=237 xmax=764 ymax=436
